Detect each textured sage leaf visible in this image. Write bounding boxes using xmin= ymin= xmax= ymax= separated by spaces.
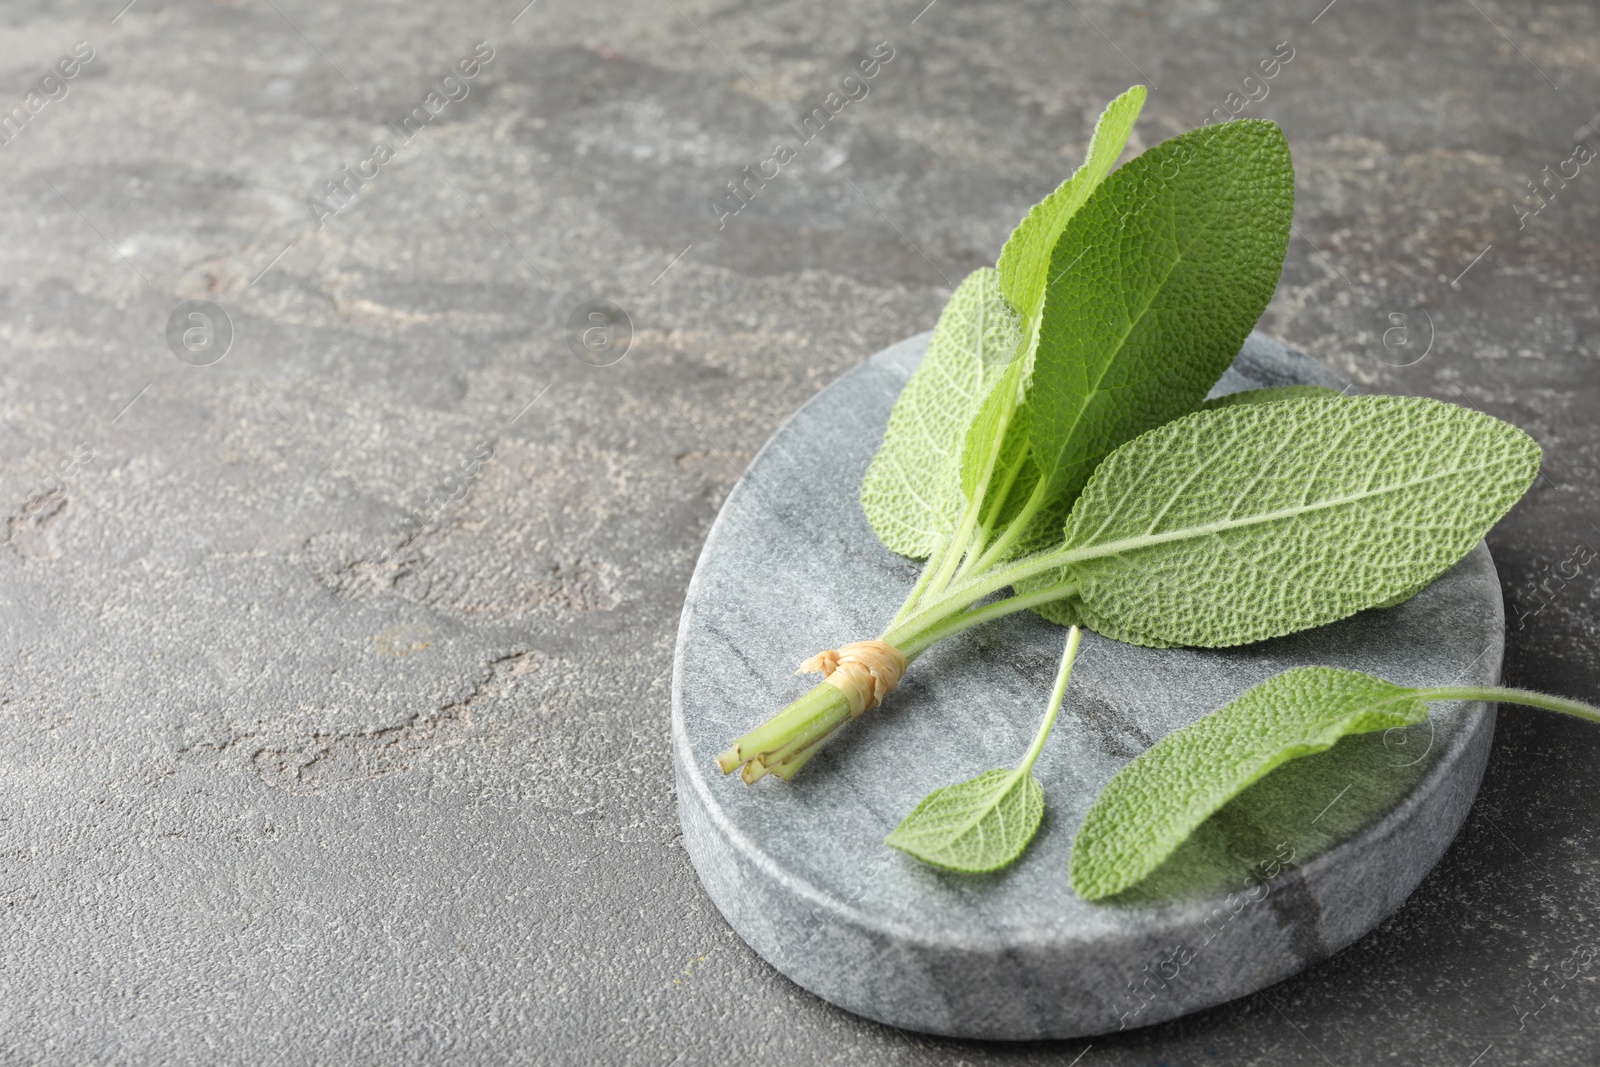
xmin=960 ymin=362 xmax=1033 ymax=516
xmin=1027 ymin=385 xmax=1341 ymax=627
xmin=1027 ymin=597 xmax=1083 ymax=629
xmin=1028 ymin=385 xmax=1342 ymax=626
xmin=1029 ymin=120 xmax=1295 ymax=512
xmin=1039 ymin=395 xmax=1541 ymax=647
xmin=1201 ymin=384 xmax=1341 ymax=410
xmin=996 ymin=84 xmax=1146 ymax=348
xmin=979 ymin=407 xmax=1045 ymax=537
xmin=956 ymin=87 xmax=1144 ymax=541
xmin=888 ymin=627 xmax=1083 ymax=874
xmin=859 ymin=267 xmax=1020 ymax=557
xmin=886 ymin=767 xmax=1044 ymax=872
xmin=1070 ymin=667 xmax=1428 ymax=900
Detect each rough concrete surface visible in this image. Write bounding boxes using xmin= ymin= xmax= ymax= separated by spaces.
xmin=0 ymin=0 xmax=1595 ymax=1064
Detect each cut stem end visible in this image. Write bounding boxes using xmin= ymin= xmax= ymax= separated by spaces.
xmin=717 ymin=640 xmax=908 ymax=784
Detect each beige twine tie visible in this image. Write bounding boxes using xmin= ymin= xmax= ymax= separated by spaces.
xmin=797 ymin=639 xmax=908 ymax=718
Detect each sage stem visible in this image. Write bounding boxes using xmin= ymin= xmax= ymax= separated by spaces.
xmin=1020 ymin=626 xmax=1082 ymax=773
xmin=1413 ymin=686 xmax=1600 ymax=725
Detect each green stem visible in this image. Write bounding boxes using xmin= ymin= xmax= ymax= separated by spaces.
xmin=718 ymin=539 xmax=1083 ymax=782
xmin=895 ymin=526 xmax=956 ymax=624
xmin=969 ymin=474 xmax=1052 ymax=573
xmin=956 ymin=441 xmax=1032 ymax=581
xmin=1414 ymin=686 xmax=1600 ymax=725
xmin=744 ymin=731 xmax=826 ymax=782
xmin=715 ymin=682 xmax=850 ymax=774
xmin=922 ymin=511 xmax=1209 ymax=625
xmin=895 ymin=583 xmax=1078 ymax=658
xmin=924 ymin=489 xmax=984 ymax=601
xmin=768 ymin=743 xmax=822 ymax=780
xmin=928 ymin=357 xmax=1028 ymax=598
xmin=750 ymin=697 xmax=855 ymax=774
xmin=1020 ymin=625 xmax=1082 ymax=773
xmin=883 ymin=549 xmax=1075 ymax=648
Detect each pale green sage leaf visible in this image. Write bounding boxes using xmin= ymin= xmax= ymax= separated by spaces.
xmin=997 ymin=85 xmax=1147 ymax=348
xmin=1070 ymin=666 xmax=1427 ymax=900
xmin=859 ymin=267 xmax=1020 ymax=557
xmin=1201 ymin=384 xmax=1342 ymax=410
xmin=1044 ymin=395 xmax=1541 ymax=647
xmin=886 ymin=768 xmax=1044 ymax=873
xmin=888 ymin=627 xmax=1083 ymax=873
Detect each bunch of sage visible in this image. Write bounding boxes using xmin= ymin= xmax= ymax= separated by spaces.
xmin=711 ymin=87 xmax=1593 ymax=893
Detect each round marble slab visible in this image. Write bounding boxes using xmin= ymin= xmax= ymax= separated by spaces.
xmin=671 ymin=331 xmax=1502 ymax=1040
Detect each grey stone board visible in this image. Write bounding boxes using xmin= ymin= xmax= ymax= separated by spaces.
xmin=674 ymin=331 xmax=1501 ymax=1038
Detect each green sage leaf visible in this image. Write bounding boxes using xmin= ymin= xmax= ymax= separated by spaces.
xmin=997 ymin=84 xmax=1146 ymax=350
xmin=1070 ymin=666 xmax=1428 ymax=900
xmin=960 ymin=361 xmax=1033 ymax=516
xmin=859 ymin=267 xmax=1019 ymax=557
xmin=1029 ymin=120 xmax=1295 ymax=512
xmin=1027 ymin=388 xmax=1342 ymax=626
xmin=886 ymin=767 xmax=1044 ymax=873
xmin=888 ymin=627 xmax=1083 ymax=874
xmin=955 ymin=88 xmax=1145 ymax=548
xmin=1201 ymin=384 xmax=1341 ymax=410
xmin=1042 ymin=395 xmax=1540 ymax=647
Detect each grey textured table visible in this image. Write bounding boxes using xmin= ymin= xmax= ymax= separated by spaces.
xmin=0 ymin=1 xmax=1596 ymax=1064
